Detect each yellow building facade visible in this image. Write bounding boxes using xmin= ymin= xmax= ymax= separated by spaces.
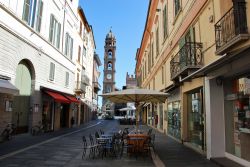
xmin=136 ymin=0 xmax=250 ymax=166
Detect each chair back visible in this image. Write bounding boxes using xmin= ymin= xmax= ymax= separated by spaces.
xmin=150 ymin=133 xmax=155 ymax=145
xmin=82 ymin=136 xmax=87 ymax=148
xmin=89 ymin=134 xmax=95 ymax=146
xmin=147 ymin=129 xmax=153 ymax=135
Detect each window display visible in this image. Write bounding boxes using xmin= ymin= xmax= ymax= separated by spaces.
xmin=167 ymin=101 xmax=181 ymax=139
xmin=187 ymin=89 xmax=204 ymax=150
xmin=225 ymin=77 xmax=250 ymax=161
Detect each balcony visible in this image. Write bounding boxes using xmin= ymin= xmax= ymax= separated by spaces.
xmin=93 ymin=81 xmax=101 ymax=92
xmin=215 ymin=2 xmax=249 ymax=55
xmin=74 ymin=81 xmax=86 ymax=95
xmin=81 ymin=74 xmax=90 ymax=86
xmin=170 ymin=42 xmax=203 ymax=81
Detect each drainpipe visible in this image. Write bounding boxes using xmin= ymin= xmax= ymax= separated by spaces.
xmin=61 ymin=0 xmax=66 ymax=51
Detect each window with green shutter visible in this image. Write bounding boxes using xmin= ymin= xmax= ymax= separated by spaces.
xmin=163 ymin=5 xmax=168 ymax=39
xmin=64 ymin=33 xmax=73 ymax=59
xmin=174 ymin=0 xmax=181 ymax=17
xmin=156 ymin=27 xmax=159 ymax=57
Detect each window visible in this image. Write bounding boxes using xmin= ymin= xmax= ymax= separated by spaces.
xmin=151 ymin=42 xmax=154 ymax=66
xmin=83 ymin=46 xmax=86 ymax=57
xmin=65 ymin=72 xmax=69 ymax=87
xmin=79 ymin=22 xmax=82 ymax=35
xmin=156 ymin=27 xmax=159 ymax=57
xmin=64 ymin=33 xmax=73 ymax=59
xmin=108 ymin=51 xmax=112 ymax=58
xmin=174 ymin=0 xmax=181 ymax=16
xmin=49 ymin=62 xmax=55 ymax=81
xmin=163 ymin=5 xmax=168 ymax=38
xmin=49 ymin=14 xmax=61 ymax=49
xmin=22 ymin=0 xmax=43 ymax=32
xmin=162 ymin=66 xmax=164 ymax=84
xmin=148 ymin=52 xmax=151 ymax=73
xmin=78 ymin=46 xmax=81 ymax=62
xmin=107 ymin=62 xmax=112 ymax=70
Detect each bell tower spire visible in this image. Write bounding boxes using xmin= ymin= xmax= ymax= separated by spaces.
xmin=102 ymin=29 xmax=116 ymax=115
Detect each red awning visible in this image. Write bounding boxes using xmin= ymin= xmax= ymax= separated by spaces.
xmin=64 ymin=95 xmax=80 ymax=103
xmin=45 ymin=91 xmax=70 ymax=104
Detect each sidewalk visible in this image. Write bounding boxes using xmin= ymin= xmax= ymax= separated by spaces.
xmin=0 ymin=120 xmax=100 ymax=157
xmin=152 ymin=129 xmax=219 ymax=167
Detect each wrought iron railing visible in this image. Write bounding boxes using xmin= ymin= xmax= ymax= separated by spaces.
xmin=170 ymin=42 xmax=203 ymax=80
xmin=93 ymin=82 xmax=101 ymax=91
xmin=215 ymin=2 xmax=247 ymax=50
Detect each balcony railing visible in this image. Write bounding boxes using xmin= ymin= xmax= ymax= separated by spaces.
xmin=215 ymin=2 xmax=249 ymax=55
xmin=74 ymin=81 xmax=86 ymax=94
xmin=81 ymin=74 xmax=90 ymax=86
xmin=93 ymin=82 xmax=101 ymax=92
xmin=170 ymin=42 xmax=203 ymax=81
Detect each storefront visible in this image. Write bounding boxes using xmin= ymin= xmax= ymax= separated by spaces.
xmin=224 ymin=76 xmax=250 ymax=162
xmin=201 ymin=47 xmax=250 ymax=166
xmin=187 ymin=88 xmax=205 ymax=151
xmin=42 ymin=89 xmax=79 ymax=131
xmin=166 ymin=87 xmax=181 ymax=140
xmin=0 ymin=77 xmax=19 ymax=132
xmin=167 ymin=101 xmax=181 ymax=139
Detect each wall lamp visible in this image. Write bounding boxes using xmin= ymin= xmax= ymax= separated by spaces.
xmin=216 ymin=76 xmax=223 ymax=86
xmin=156 ymin=9 xmax=161 ymax=12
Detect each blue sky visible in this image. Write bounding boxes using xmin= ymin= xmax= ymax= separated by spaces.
xmin=79 ymin=0 xmax=149 ymax=86
xmin=79 ymin=0 xmax=149 ymax=106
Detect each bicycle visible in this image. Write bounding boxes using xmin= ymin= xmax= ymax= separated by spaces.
xmin=1 ymin=123 xmax=16 ymax=141
xmin=31 ymin=121 xmax=44 ymax=136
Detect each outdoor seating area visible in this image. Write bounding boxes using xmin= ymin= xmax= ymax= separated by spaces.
xmin=81 ymin=126 xmax=155 ymax=160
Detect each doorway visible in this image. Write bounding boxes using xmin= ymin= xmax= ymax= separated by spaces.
xmin=13 ymin=60 xmax=33 ymax=133
xmin=60 ymin=104 xmax=69 ymax=128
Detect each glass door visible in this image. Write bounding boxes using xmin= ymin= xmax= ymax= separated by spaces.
xmin=188 ymin=88 xmax=205 ymax=150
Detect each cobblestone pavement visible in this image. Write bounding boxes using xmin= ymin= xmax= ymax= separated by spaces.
xmin=0 ymin=120 xmax=154 ymax=167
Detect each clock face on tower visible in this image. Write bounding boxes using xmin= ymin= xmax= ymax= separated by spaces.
xmin=107 ymin=74 xmax=112 ymax=80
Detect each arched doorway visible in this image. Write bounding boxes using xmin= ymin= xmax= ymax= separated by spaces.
xmin=13 ymin=60 xmax=34 ymax=133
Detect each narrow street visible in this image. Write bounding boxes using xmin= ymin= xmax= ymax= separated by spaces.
xmin=0 ymin=120 xmax=154 ymax=167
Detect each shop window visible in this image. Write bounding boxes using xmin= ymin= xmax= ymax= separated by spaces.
xmin=167 ymin=101 xmax=181 ymax=139
xmin=224 ymin=77 xmax=250 ymax=161
xmin=187 ymin=89 xmax=204 ymax=150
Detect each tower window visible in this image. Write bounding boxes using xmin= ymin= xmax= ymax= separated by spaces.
xmin=107 ymin=62 xmax=112 ymax=70
xmin=108 ymin=51 xmax=112 ymax=58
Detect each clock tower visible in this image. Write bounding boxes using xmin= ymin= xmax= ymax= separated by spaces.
xmin=102 ymin=30 xmax=116 ymax=115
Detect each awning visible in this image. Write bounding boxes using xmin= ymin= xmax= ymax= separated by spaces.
xmin=45 ymin=91 xmax=70 ymax=104
xmin=64 ymin=95 xmax=80 ymax=103
xmin=0 ymin=79 xmax=19 ymax=95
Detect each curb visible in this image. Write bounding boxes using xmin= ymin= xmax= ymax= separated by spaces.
xmin=151 ymin=148 xmax=166 ymax=167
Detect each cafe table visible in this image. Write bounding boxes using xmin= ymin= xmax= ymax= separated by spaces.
xmin=127 ymin=133 xmax=149 ymax=156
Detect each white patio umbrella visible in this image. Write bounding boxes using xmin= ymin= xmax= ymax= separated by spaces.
xmin=99 ymin=88 xmax=169 ymax=128
xmin=119 ymin=106 xmax=136 ymax=111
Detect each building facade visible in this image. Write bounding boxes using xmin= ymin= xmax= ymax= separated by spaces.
xmin=136 ymin=0 xmax=250 ymax=166
xmin=0 ymin=0 xmax=97 ymax=134
xmin=102 ymin=30 xmax=116 ymax=115
xmin=92 ymin=52 xmax=102 ymax=115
